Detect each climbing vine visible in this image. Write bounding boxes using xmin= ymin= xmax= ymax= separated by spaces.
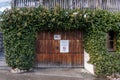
xmin=1 ymin=7 xmax=120 ymax=75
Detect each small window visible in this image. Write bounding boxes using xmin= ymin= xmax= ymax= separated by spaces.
xmin=107 ymin=31 xmax=116 ymax=52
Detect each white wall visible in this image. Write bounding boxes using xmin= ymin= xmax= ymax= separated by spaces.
xmin=84 ymin=51 xmax=95 ymax=75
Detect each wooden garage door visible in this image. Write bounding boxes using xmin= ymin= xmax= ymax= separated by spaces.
xmin=36 ymin=31 xmax=84 ymax=67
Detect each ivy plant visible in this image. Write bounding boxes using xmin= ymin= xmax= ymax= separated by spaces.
xmin=1 ymin=7 xmax=120 ymax=75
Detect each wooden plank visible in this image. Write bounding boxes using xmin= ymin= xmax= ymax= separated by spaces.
xmin=36 ymin=31 xmax=84 ymax=67
xmin=37 ymin=53 xmax=83 ymax=67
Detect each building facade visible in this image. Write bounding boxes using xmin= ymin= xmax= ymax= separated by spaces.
xmin=10 ymin=0 xmax=120 ymax=74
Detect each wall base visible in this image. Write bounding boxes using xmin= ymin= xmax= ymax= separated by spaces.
xmin=84 ymin=51 xmax=95 ymax=75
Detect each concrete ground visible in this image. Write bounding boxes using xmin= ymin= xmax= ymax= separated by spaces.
xmin=0 ymin=68 xmax=106 ymax=80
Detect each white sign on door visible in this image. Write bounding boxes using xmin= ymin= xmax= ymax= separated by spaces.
xmin=54 ymin=35 xmax=61 ymax=40
xmin=60 ymin=40 xmax=69 ymax=53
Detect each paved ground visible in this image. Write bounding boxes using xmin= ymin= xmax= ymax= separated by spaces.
xmin=0 ymin=68 xmax=107 ymax=80
xmin=0 ymin=52 xmax=106 ymax=80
